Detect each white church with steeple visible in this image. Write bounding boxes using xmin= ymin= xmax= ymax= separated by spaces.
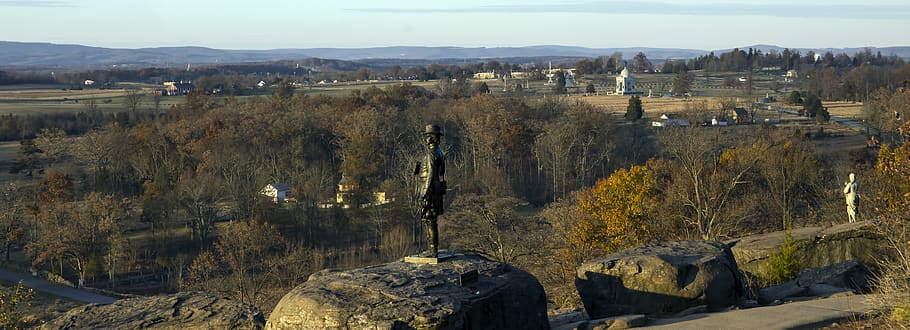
xmin=615 ymin=67 xmax=637 ymax=95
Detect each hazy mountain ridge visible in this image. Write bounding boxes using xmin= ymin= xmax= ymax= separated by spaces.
xmin=1 ymin=41 xmax=908 ymax=69
xmin=730 ymin=44 xmax=910 ymax=58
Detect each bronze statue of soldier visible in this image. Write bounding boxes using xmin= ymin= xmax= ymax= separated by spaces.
xmin=415 ymin=124 xmax=446 ymax=258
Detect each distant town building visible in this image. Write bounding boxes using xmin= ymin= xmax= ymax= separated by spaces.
xmin=83 ymin=79 xmax=95 ymax=86
xmin=473 ymin=71 xmax=496 ymax=79
xmin=163 ymin=81 xmax=194 ymax=96
xmin=615 ymin=67 xmax=637 ymax=95
xmin=509 ymin=71 xmax=530 ymax=79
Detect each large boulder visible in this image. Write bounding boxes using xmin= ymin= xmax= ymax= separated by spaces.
xmin=728 ymin=221 xmax=890 ymax=277
xmin=796 ymin=260 xmax=871 ymax=293
xmin=42 ymin=291 xmax=265 ymax=330
xmin=758 ymin=260 xmax=871 ymax=304
xmin=575 ymin=240 xmax=744 ymax=318
xmin=266 ymin=251 xmax=548 ymax=330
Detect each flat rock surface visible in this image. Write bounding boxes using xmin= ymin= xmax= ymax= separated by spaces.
xmin=267 ymin=250 xmax=548 ymax=330
xmin=641 ymin=294 xmax=874 ymax=329
xmin=41 ymin=291 xmax=265 ymax=330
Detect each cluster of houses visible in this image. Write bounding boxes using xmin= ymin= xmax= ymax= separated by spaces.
xmin=259 ymin=177 xmax=391 ymax=209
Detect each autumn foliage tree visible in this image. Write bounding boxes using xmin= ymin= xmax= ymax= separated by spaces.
xmin=868 ymin=119 xmax=910 ymax=326
xmin=571 ymin=165 xmax=655 ymax=259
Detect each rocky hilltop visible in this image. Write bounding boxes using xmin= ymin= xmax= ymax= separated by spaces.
xmin=36 ymin=222 xmax=887 ymax=329
xmin=266 ymin=251 xmax=549 ymax=330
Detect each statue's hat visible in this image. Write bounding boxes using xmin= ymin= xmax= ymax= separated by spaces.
xmin=424 ymin=124 xmax=443 ymax=136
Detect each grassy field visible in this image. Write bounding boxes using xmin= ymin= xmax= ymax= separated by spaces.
xmin=0 ymin=87 xmax=182 ymax=115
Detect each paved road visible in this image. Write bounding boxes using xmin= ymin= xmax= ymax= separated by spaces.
xmin=641 ymin=294 xmax=873 ymax=330
xmin=0 ymin=269 xmax=117 ymax=305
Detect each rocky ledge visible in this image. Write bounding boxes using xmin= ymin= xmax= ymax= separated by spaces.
xmin=728 ymin=221 xmax=890 ymax=276
xmin=266 ymin=250 xmax=549 ymax=330
xmin=42 ymin=291 xmax=265 ymax=330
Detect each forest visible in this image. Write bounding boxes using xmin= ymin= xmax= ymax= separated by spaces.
xmin=0 ymin=48 xmax=909 ymax=320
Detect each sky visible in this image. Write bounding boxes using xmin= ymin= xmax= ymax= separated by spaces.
xmin=1 ymin=0 xmax=908 ymax=50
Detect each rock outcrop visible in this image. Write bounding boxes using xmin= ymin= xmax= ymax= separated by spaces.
xmin=42 ymin=291 xmax=265 ymax=330
xmin=575 ymin=240 xmax=744 ymax=318
xmin=728 ymin=221 xmax=890 ymax=276
xmin=758 ymin=260 xmax=871 ymax=304
xmin=266 ymin=251 xmax=548 ymax=330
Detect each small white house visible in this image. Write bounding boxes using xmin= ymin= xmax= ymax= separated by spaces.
xmin=261 ymin=182 xmax=291 ymax=203
xmin=257 ymin=80 xmax=267 ymax=88
xmin=83 ymin=79 xmax=95 ymax=86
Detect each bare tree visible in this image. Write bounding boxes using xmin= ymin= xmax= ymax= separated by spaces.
xmin=177 ymin=174 xmax=223 ymax=251
xmin=442 ymin=194 xmax=531 ymax=263
xmin=123 ymin=89 xmax=144 ymax=114
xmin=657 ymin=127 xmax=761 ymax=240
xmin=215 ymin=219 xmax=285 ymax=306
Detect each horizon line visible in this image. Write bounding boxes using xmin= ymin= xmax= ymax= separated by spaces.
xmin=3 ymin=40 xmax=907 ymax=53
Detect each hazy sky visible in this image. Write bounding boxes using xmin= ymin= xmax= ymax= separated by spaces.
xmin=1 ymin=0 xmax=908 ymax=50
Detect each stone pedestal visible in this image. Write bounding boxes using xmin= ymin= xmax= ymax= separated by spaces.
xmin=403 ymin=251 xmax=454 ymax=264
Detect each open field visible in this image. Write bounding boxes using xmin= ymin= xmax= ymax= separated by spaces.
xmin=0 ymin=87 xmax=182 ymax=115
xmin=0 ymin=88 xmax=129 ymax=101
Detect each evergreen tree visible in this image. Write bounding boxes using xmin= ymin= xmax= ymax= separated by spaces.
xmin=788 ymin=91 xmax=802 ymax=105
xmin=816 ymin=105 xmax=830 ymax=123
xmin=803 ymin=94 xmax=823 ymax=117
xmin=625 ymin=96 xmax=643 ymax=120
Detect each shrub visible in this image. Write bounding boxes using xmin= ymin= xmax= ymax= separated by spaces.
xmin=0 ymin=281 xmax=34 ymax=330
xmin=766 ymin=231 xmax=802 ymax=285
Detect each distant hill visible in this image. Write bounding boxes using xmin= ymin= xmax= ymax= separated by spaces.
xmin=0 ymin=41 xmax=707 ymax=69
xmin=1 ymin=41 xmax=908 ymax=70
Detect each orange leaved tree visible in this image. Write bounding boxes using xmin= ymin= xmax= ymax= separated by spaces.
xmin=571 ymin=165 xmax=656 ymax=259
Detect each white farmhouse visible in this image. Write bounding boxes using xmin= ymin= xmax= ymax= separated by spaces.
xmin=261 ymin=182 xmax=291 ymax=203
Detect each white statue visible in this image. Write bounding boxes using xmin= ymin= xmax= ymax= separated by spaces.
xmin=843 ymin=173 xmax=859 ymax=223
